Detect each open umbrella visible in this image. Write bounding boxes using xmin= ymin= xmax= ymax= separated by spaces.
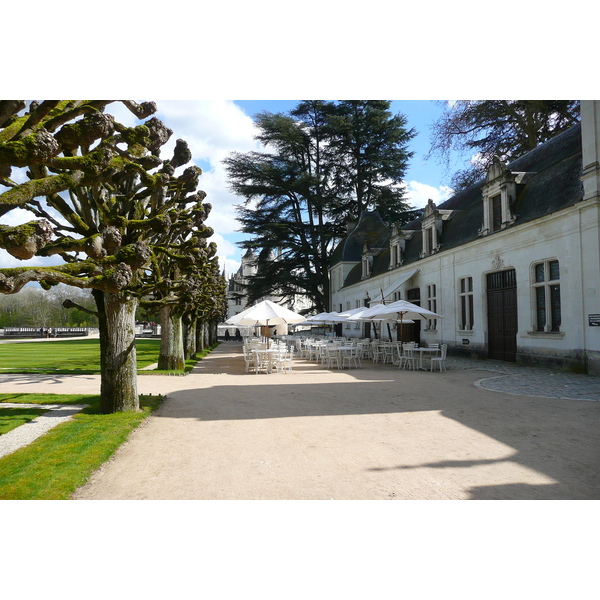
xmin=348 ymin=299 xmax=441 ymax=341
xmin=226 ymin=300 xmax=306 ymax=345
xmin=308 ymin=311 xmax=340 ymax=323
xmin=338 ymin=307 xmax=368 ymax=318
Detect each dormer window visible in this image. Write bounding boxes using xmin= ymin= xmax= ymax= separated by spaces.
xmin=361 ymin=255 xmax=372 ymax=279
xmin=389 ymin=241 xmax=403 ymax=269
xmin=361 ymin=242 xmax=382 ymax=279
xmin=389 ymin=223 xmax=414 ymax=269
xmin=420 ymin=199 xmax=454 ymax=258
xmin=479 ymin=157 xmax=517 ymax=236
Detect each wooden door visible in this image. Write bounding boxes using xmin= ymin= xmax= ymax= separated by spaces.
xmin=487 ymin=270 xmax=518 ymax=362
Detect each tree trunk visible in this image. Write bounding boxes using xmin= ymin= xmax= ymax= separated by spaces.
xmin=158 ymin=304 xmax=185 ymax=370
xmin=93 ymin=290 xmax=139 ymax=413
xmin=196 ymin=320 xmax=206 ymax=353
xmin=204 ymin=321 xmax=210 ymax=348
xmin=183 ymin=314 xmax=197 ymax=359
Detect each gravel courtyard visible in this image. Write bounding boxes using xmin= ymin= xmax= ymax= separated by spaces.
xmin=60 ymin=342 xmax=600 ymax=500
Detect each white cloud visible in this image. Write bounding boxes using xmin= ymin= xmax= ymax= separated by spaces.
xmin=405 ymin=181 xmax=454 ymax=209
xmin=155 ymin=100 xmax=260 ymax=162
xmin=0 ymin=248 xmax=64 ymax=269
xmin=152 ymin=101 xmax=262 ymax=252
xmin=209 ymin=232 xmax=240 ymax=274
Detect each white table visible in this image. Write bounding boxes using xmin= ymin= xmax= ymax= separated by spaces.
xmin=250 ymin=349 xmax=283 ymax=374
xmin=414 ymin=347 xmax=441 ymax=370
xmin=337 ymin=346 xmax=361 ymax=369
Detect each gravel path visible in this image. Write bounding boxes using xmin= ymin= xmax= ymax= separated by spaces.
xmin=0 ymin=403 xmax=88 ymax=458
xmin=1 ymin=341 xmax=599 ymax=499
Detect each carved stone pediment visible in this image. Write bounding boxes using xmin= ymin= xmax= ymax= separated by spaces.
xmin=485 ymin=157 xmax=509 ymax=184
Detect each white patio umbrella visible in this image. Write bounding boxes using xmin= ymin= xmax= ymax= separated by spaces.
xmin=348 ymin=299 xmax=440 ymax=341
xmin=225 ymin=300 xmax=306 ymax=345
xmin=338 ymin=307 xmax=368 ymax=317
xmin=308 ymin=311 xmax=340 ymax=323
xmin=304 ymin=312 xmax=343 ymax=333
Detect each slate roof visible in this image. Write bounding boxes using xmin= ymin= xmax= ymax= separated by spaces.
xmin=332 ymin=122 xmax=583 ymax=286
xmin=330 ymin=210 xmax=390 ymax=264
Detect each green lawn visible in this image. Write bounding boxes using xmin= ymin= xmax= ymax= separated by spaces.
xmin=0 ymin=405 xmax=49 ymax=435
xmin=0 ymin=338 xmax=161 ymax=374
xmin=0 ymin=341 xmax=219 ymax=498
xmin=0 ymin=392 xmax=162 ymax=499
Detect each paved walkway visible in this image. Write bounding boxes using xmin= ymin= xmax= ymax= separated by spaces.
xmin=445 ymin=356 xmax=600 ymax=401
xmin=1 ymin=341 xmax=599 ymax=499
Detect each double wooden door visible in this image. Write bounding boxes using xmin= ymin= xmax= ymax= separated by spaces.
xmin=487 ymin=270 xmax=518 ymax=362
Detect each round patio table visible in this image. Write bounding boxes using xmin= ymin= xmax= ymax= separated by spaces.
xmin=413 ymin=346 xmax=441 ymax=370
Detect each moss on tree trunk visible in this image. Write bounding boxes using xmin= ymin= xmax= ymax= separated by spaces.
xmin=184 ymin=315 xmax=197 ymax=359
xmin=158 ymin=304 xmax=185 ymax=371
xmin=93 ymin=289 xmax=139 ymax=413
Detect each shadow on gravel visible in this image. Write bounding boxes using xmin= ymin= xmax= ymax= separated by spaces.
xmin=0 ymin=373 xmax=98 ymax=386
xmin=159 ymin=382 xmax=599 ymax=500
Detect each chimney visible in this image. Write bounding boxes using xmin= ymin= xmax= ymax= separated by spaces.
xmin=581 ymin=100 xmax=600 ymax=203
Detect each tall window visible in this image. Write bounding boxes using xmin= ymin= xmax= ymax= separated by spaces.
xmin=491 ymin=195 xmax=502 ymax=232
xmin=426 ymin=284 xmax=437 ymax=329
xmin=390 ymin=242 xmax=402 ymax=268
xmin=533 ymin=260 xmax=561 ymax=332
xmin=459 ymin=276 xmax=474 ymax=330
xmin=362 ymin=256 xmax=371 ymax=279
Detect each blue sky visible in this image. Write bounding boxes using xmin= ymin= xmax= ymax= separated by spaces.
xmin=0 ymin=100 xmax=463 ymax=277
xmin=216 ymin=100 xmax=461 ymax=276
xmin=163 ymin=99 xmax=462 ymax=277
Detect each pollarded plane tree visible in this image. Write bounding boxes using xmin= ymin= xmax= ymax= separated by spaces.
xmin=0 ymin=100 xmax=217 ymax=413
xmin=137 ymin=199 xmax=222 ymax=370
xmin=187 ymin=245 xmax=227 ymax=356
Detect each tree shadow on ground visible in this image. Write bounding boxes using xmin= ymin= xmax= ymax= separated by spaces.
xmin=155 ymin=346 xmax=600 ymax=500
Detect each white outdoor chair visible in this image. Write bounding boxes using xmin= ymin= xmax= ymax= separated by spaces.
xmin=371 ymin=343 xmax=384 ymax=363
xmin=341 ymin=346 xmax=360 ymax=369
xmin=355 ymin=343 xmax=367 ymax=361
xmin=391 ymin=343 xmax=403 ymax=366
xmin=242 ymin=347 xmax=255 ymax=373
xmin=399 ymin=346 xmax=419 ymax=371
xmin=430 ymin=344 xmax=447 ymax=372
xmin=382 ymin=342 xmax=395 ymax=364
xmin=308 ymin=343 xmax=321 ymax=362
xmin=272 ymin=349 xmax=294 ymax=373
xmin=252 ymin=349 xmax=272 ymax=374
xmin=324 ymin=346 xmax=341 ymax=369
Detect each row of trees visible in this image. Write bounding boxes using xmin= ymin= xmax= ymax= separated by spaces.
xmin=227 ymin=100 xmax=581 ymax=312
xmin=0 ymin=100 xmax=226 ymax=413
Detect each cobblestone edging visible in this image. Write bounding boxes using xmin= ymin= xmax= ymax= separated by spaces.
xmin=446 ymin=357 xmax=600 ymax=402
xmin=0 ymin=403 xmax=88 ymax=459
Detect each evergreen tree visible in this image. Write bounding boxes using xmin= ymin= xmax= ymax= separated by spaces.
xmin=325 ymin=100 xmax=416 ymax=223
xmin=224 ymin=100 xmax=415 ymax=312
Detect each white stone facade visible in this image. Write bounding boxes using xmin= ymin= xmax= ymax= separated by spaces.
xmin=222 ymin=249 xmax=312 ymax=335
xmin=329 ymin=101 xmax=600 ymax=374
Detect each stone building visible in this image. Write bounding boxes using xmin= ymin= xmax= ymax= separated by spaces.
xmin=329 ymin=101 xmax=600 ymax=374
xmin=222 ymin=248 xmax=311 ymax=335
